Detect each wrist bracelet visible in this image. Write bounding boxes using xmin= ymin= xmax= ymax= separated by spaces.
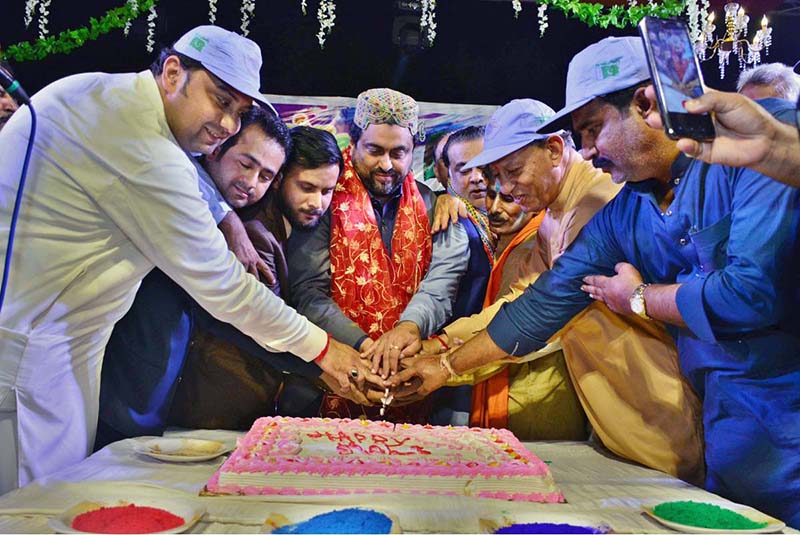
xmin=440 ymin=353 xmax=457 ymax=378
xmin=431 ymin=333 xmax=450 ymax=351
xmin=313 ymin=333 xmax=332 ymax=363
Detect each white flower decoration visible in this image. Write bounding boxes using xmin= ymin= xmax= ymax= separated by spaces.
xmin=511 ymin=0 xmax=522 ymax=19
xmin=316 ymin=0 xmax=336 ymax=49
xmin=420 ymin=0 xmax=437 ymax=46
xmin=208 ymin=0 xmax=218 ymax=24
xmin=537 ymin=3 xmax=548 ymax=37
xmin=240 ymin=0 xmax=256 ymax=36
xmin=24 ymin=0 xmax=40 ymax=28
xmin=38 ymin=0 xmax=51 ymax=40
xmin=124 ymin=0 xmax=138 ymax=37
xmin=145 ymin=4 xmax=158 ymax=53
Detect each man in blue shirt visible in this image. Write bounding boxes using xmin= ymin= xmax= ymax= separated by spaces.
xmin=391 ymin=37 xmax=800 ymax=528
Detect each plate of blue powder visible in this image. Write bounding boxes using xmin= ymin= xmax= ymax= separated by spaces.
xmin=266 ymin=508 xmax=398 ymax=534
xmin=493 ymin=522 xmax=610 ymax=534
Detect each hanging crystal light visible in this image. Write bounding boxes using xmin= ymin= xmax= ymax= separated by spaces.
xmin=691 ymin=2 xmax=773 ymax=79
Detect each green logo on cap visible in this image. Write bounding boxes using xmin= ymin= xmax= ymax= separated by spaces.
xmin=190 ymin=35 xmax=208 ymax=52
xmin=596 ymin=59 xmax=621 ymax=79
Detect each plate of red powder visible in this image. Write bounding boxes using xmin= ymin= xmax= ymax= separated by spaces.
xmin=48 ymin=498 xmax=206 ymax=534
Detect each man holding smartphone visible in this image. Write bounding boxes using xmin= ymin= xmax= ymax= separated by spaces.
xmin=390 ymin=36 xmax=800 ymax=528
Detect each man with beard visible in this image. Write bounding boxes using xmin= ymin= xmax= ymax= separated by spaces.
xmin=391 ymin=37 xmax=800 ymax=526
xmin=166 ymin=126 xmax=345 ymax=430
xmin=96 ymin=117 xmax=355 ymax=448
xmin=0 ymin=85 xmax=19 ymax=131
xmin=287 ymin=88 xmax=469 ymax=422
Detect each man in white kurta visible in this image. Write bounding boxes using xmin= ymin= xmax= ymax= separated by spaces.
xmin=0 ymin=25 xmax=370 ymax=494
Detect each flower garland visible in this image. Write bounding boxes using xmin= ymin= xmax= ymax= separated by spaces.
xmin=38 ymin=0 xmax=52 ymax=40
xmin=420 ymin=0 xmax=437 ymax=47
xmin=240 ymin=0 xmax=255 ymax=36
xmin=208 ymin=0 xmax=218 ymax=24
xmin=3 ymin=0 xmax=157 ymax=62
xmin=511 ymin=0 xmax=522 ymax=19
xmin=145 ymin=3 xmax=158 ymax=52
xmin=123 ymin=0 xmax=138 ymax=37
xmin=5 ymin=0 xmax=685 ymax=63
xmin=537 ymin=3 xmax=548 ymax=37
xmin=316 ymin=0 xmax=336 ymax=49
xmin=24 ymin=0 xmax=40 ymax=28
xmin=300 ymin=0 xmax=307 ymax=16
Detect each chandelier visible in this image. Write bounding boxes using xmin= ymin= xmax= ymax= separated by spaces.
xmin=691 ymin=2 xmax=772 ymax=79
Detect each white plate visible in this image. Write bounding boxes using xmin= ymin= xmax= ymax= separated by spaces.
xmin=134 ymin=437 xmax=233 ymax=462
xmin=643 ymin=502 xmax=786 ymax=534
xmin=48 ymin=497 xmax=206 ymax=534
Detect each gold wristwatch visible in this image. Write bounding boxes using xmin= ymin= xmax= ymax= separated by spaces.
xmin=629 ymin=283 xmax=651 ymax=320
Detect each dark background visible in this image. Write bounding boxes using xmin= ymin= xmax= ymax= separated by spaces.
xmin=2 ymin=0 xmax=799 ymax=108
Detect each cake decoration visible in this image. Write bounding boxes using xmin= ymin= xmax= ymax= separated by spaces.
xmin=203 ymin=416 xmax=563 ymax=502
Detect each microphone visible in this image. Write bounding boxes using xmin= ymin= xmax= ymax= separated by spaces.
xmin=0 ymin=63 xmax=30 ymax=106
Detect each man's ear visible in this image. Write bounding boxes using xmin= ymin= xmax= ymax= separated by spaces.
xmin=545 ymin=134 xmax=565 ymax=167
xmin=634 ymin=84 xmax=661 ymax=129
xmin=271 ymin=171 xmax=283 ymax=191
xmin=159 ymin=55 xmax=185 ymax=96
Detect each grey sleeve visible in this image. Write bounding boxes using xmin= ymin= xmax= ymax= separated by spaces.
xmin=286 ymin=212 xmax=369 ymax=348
xmin=399 ymin=220 xmax=469 ymax=338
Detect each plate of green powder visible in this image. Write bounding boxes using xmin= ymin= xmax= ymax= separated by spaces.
xmin=644 ymin=500 xmax=785 ymax=533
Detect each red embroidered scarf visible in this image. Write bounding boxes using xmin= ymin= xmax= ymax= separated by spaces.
xmin=330 ymin=146 xmax=432 ymax=335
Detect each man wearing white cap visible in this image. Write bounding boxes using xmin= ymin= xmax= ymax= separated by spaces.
xmin=0 ymin=25 xmax=374 ymax=493
xmin=415 ymin=98 xmax=704 ymax=484
xmin=390 ymin=36 xmax=800 ymax=527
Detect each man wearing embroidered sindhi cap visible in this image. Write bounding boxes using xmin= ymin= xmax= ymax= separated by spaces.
xmin=287 ymin=88 xmax=470 ymax=422
xmin=0 ymin=25 xmax=376 ymax=494
xmin=389 ymin=36 xmax=800 ymax=528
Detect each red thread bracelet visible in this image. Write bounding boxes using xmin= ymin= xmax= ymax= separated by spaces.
xmin=313 ymin=333 xmax=332 ymax=363
xmin=431 ymin=333 xmax=450 ymax=351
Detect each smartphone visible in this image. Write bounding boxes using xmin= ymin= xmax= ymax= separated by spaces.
xmin=638 ymin=16 xmax=715 ymax=140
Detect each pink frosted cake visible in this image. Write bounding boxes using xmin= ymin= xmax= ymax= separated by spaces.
xmin=203 ymin=416 xmax=564 ymax=502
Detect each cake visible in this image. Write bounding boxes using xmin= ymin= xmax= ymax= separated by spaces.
xmin=203 ymin=416 xmax=564 ymax=502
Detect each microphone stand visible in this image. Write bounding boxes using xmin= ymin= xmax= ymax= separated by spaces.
xmin=0 ymin=64 xmax=35 ymax=315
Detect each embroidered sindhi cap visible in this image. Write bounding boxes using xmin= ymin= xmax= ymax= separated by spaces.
xmin=463 ymin=99 xmax=562 ymax=170
xmin=353 ymin=88 xmax=422 ymax=138
xmin=173 ymin=25 xmax=278 ymax=116
xmin=538 ymin=36 xmax=651 ymax=132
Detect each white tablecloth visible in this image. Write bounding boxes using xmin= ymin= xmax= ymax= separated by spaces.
xmin=0 ymin=429 xmax=791 ymax=533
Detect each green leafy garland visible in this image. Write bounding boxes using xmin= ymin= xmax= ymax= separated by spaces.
xmin=1 ymin=0 xmax=158 ymax=62
xmin=539 ymin=0 xmax=685 ymax=29
xmin=1 ymin=0 xmax=684 ymax=62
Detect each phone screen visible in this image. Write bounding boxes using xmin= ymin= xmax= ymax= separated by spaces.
xmin=639 ymin=17 xmax=715 ymax=140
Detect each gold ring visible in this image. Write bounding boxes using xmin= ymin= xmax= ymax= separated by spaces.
xmin=389 ymin=345 xmax=400 ymax=350
xmin=349 ymin=369 xmax=359 ymax=379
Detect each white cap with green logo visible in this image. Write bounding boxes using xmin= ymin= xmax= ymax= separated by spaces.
xmin=173 ymin=25 xmax=278 ymax=116
xmin=538 ymin=36 xmax=651 ymax=132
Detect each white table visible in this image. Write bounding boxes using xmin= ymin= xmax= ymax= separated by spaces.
xmin=0 ymin=429 xmax=790 ymax=533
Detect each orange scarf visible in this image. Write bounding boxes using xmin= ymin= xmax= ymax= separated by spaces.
xmin=470 ymin=211 xmax=545 ymax=429
xmin=330 ymin=147 xmax=432 ymax=335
